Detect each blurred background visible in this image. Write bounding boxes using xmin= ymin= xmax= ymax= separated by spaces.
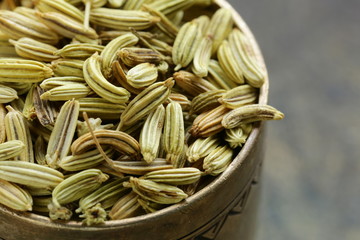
xmin=228 ymin=0 xmax=360 ymax=239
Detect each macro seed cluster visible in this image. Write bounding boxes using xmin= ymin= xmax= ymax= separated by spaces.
xmin=0 ymin=0 xmax=284 ymax=225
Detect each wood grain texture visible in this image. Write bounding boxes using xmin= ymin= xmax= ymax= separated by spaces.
xmin=227 ymin=0 xmax=360 ymax=239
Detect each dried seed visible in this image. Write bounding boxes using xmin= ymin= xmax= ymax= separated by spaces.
xmin=218 ymin=84 xmax=258 ymax=109
xmin=128 ymin=177 xmax=188 ymax=204
xmin=90 ymin=8 xmax=160 ymax=31
xmin=218 ymin=40 xmax=245 ymax=84
xmin=37 ymin=11 xmax=98 ymax=39
xmin=163 ymin=101 xmax=185 ymax=166
xmin=190 ymin=89 xmax=226 ymax=115
xmin=118 ymin=47 xmax=164 ymax=67
xmin=147 ymin=0 xmax=195 ymax=16
xmin=0 ymin=179 xmax=33 ymax=211
xmin=123 ymin=0 xmax=145 ymax=10
xmin=78 ymin=97 xmax=127 ymax=120
xmin=0 ymin=10 xmax=59 ymax=44
xmin=34 ymin=135 xmax=47 ymax=165
xmin=5 ymin=106 xmax=34 ymax=162
xmin=0 ymin=140 xmax=25 ymax=161
xmin=142 ymin=4 xmax=178 ymax=39
xmin=0 ymin=161 xmax=64 ymax=188
xmin=189 ymin=105 xmax=230 ymax=137
xmin=109 ymin=191 xmax=142 ymax=220
xmin=221 ymin=104 xmax=285 ymax=129
xmin=71 ymin=129 xmax=141 ymax=160
xmin=203 ymin=145 xmax=234 ymax=176
xmin=77 ymin=177 xmax=130 ymax=214
xmin=139 ymin=105 xmax=165 ymax=163
xmin=33 ymin=86 xmax=56 ymax=128
xmin=51 ymin=169 xmax=109 ymax=206
xmin=84 ymin=53 xmax=131 ymax=104
xmin=59 ymin=148 xmax=114 ymax=172
xmin=228 ymin=29 xmax=266 ymax=88
xmin=100 ymin=33 xmax=138 ymax=78
xmin=142 ymin=167 xmax=202 ymax=185
xmin=104 ymin=158 xmax=173 ymax=175
xmin=51 ymin=58 xmax=84 ymax=77
xmin=173 ymin=70 xmax=218 ymax=97
xmin=112 ymin=61 xmax=144 ymax=95
xmin=118 ymin=77 xmax=174 ymax=130
xmin=108 ymin=0 xmax=126 ymax=8
xmin=126 ymin=62 xmax=158 ymax=88
xmin=186 ymin=135 xmax=220 ymax=163
xmin=225 ymin=124 xmax=253 ymax=148
xmin=167 ymin=92 xmax=191 ymax=111
xmin=49 ymin=169 xmax=108 ymax=220
xmin=0 ymin=58 xmax=53 ymax=83
xmin=46 ymin=99 xmax=79 ymax=168
xmin=207 ymin=59 xmax=238 ymax=90
xmin=172 ymin=20 xmax=202 ymax=71
xmin=9 ymin=37 xmax=59 ymax=62
xmin=0 ymin=84 xmax=18 ymax=103
xmin=206 ymin=8 xmax=233 ymax=54
xmin=192 ymin=35 xmax=212 ymax=77
xmin=40 ymin=83 xmax=91 ymax=101
xmin=40 ymin=76 xmax=85 ymax=90
xmin=34 ymin=0 xmax=84 ymax=23
xmin=55 ymin=43 xmax=104 ymax=59
xmin=1 ymin=81 xmax=33 ymax=95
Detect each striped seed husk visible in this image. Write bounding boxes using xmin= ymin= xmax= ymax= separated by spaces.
xmin=203 ymin=145 xmax=234 ymax=176
xmin=0 ymin=179 xmax=33 ymax=211
xmin=186 ymin=135 xmax=220 ymax=163
xmin=128 ymin=177 xmax=188 ymax=204
xmin=139 ymin=105 xmax=165 ymax=163
xmin=55 ymin=43 xmax=104 ymax=59
xmin=37 ymin=11 xmax=98 ymax=39
xmin=34 ymin=0 xmax=85 ymax=23
xmin=225 ymin=123 xmax=253 ymax=149
xmin=218 ymin=84 xmax=258 ymax=109
xmin=189 ymin=89 xmax=226 ymax=115
xmin=118 ymin=77 xmax=174 ymax=130
xmin=172 ymin=20 xmax=202 ymax=71
xmin=189 ymin=105 xmax=230 ymax=138
xmin=100 ymin=33 xmax=139 ymax=78
xmin=163 ymin=101 xmax=185 ymax=166
xmin=221 ymin=104 xmax=285 ymax=129
xmin=83 ymin=53 xmax=131 ymax=104
xmin=0 ymin=10 xmax=59 ymax=44
xmin=104 ymin=158 xmax=173 ymax=175
xmin=90 ymin=8 xmax=160 ymax=31
xmin=118 ymin=47 xmax=164 ymax=67
xmin=0 ymin=58 xmax=53 ymax=83
xmin=5 ymin=105 xmax=34 ymax=162
xmin=9 ymin=37 xmax=60 ymax=62
xmin=71 ymin=129 xmax=141 ymax=160
xmin=51 ymin=58 xmax=84 ymax=78
xmin=0 ymin=161 xmax=64 ymax=188
xmin=0 ymin=84 xmax=18 ymax=103
xmin=126 ymin=62 xmax=158 ymax=88
xmin=0 ymin=140 xmax=25 ymax=161
xmin=109 ymin=191 xmax=142 ymax=220
xmin=142 ymin=167 xmax=202 ymax=185
xmin=46 ymin=99 xmax=79 ymax=168
xmin=207 ymin=59 xmax=238 ymax=90
xmin=173 ymin=70 xmax=218 ymax=97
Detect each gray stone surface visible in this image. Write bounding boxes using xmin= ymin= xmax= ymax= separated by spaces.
xmin=227 ymin=0 xmax=360 ymax=239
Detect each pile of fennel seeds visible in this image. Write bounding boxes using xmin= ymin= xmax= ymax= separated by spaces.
xmin=0 ymin=0 xmax=284 ymax=225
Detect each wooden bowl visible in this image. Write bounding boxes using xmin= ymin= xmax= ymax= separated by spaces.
xmin=0 ymin=1 xmax=269 ymax=239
